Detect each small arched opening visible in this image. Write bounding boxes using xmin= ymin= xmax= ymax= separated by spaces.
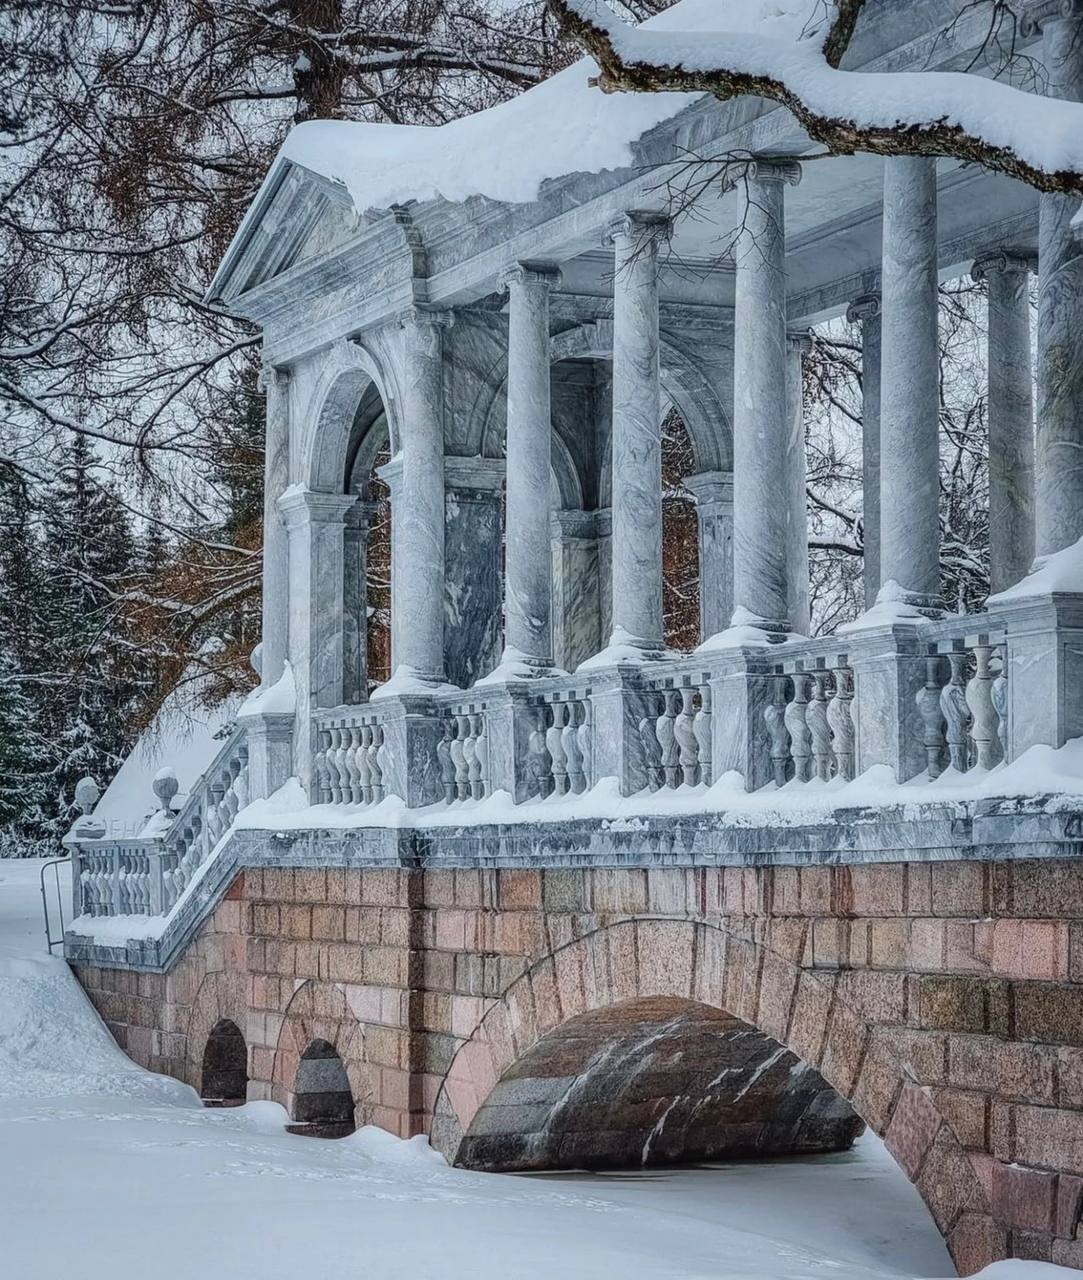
xmin=288 ymin=1039 xmax=356 ymax=1139
xmin=453 ymin=997 xmax=862 ymax=1174
xmin=200 ymin=1018 xmax=248 ymax=1107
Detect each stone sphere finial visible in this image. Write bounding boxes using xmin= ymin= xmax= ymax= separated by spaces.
xmin=152 ymin=767 xmax=179 ymax=811
xmin=74 ymin=776 xmax=100 ymax=815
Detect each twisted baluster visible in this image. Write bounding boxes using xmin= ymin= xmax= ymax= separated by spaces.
xmin=966 ymin=643 xmax=999 ymax=771
xmin=826 ymin=664 xmax=856 ymax=781
xmin=473 ymin=713 xmax=488 ymax=799
xmin=547 ymin=703 xmax=569 ymax=796
xmin=577 ymin=699 xmax=593 ymax=790
xmin=784 ymin=672 xmax=812 ymax=783
xmin=369 ymin=724 xmax=386 ymax=803
xmin=764 ymin=677 xmax=791 ymax=788
xmin=562 ymin=702 xmax=585 ymax=794
xmin=940 ymin=649 xmax=971 ymax=773
xmin=692 ymin=685 xmax=712 ymax=785
xmin=451 ymin=714 xmax=470 ymax=801
xmin=674 ymin=685 xmax=699 ymax=787
xmin=436 ymin=720 xmax=456 ymax=803
xmin=657 ymin=689 xmax=680 ymax=788
xmin=915 ymin=654 xmax=947 ymax=779
xmin=807 ymin=671 xmax=833 ymax=782
xmin=991 ymin=646 xmax=1009 ymax=765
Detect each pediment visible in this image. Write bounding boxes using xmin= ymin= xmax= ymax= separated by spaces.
xmin=209 ymin=161 xmax=362 ymax=306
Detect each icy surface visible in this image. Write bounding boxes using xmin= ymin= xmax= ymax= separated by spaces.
xmin=0 ymin=859 xmax=1073 ymax=1278
xmin=239 ymin=658 xmax=297 ymax=716
xmin=988 ymin=534 xmax=1083 ymax=603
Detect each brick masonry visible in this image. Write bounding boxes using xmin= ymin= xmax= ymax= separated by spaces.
xmin=72 ymin=858 xmax=1083 ymax=1276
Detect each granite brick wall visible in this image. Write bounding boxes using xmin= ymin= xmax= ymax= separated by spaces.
xmin=73 ymin=858 xmax=1083 ymax=1275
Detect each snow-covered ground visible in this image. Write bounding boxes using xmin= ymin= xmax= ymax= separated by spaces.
xmin=0 ymin=858 xmax=1065 ymax=1279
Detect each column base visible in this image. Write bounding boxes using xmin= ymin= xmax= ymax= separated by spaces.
xmin=475 ymin=648 xmax=564 ymax=686
xmin=578 ymin=628 xmax=668 ymax=670
xmin=369 ymin=665 xmax=458 ymax=700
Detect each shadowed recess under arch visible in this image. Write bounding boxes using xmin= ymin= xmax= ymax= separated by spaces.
xmin=288 ymin=1038 xmax=356 ymax=1139
xmin=200 ymin=1018 xmax=248 ymax=1107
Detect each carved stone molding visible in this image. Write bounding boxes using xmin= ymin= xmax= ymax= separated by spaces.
xmin=746 ymin=157 xmax=803 ymax=187
xmin=1020 ymin=0 xmax=1083 ymax=38
xmin=846 ymin=294 xmax=881 ymax=325
xmin=604 ymin=210 xmax=672 ymax=248
xmin=500 ymin=261 xmax=563 ymax=291
xmin=971 ymin=250 xmax=1038 ymax=283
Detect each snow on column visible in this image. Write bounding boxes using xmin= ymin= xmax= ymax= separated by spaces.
xmin=259 ymin=364 xmax=290 ymax=686
xmin=846 ymin=295 xmax=882 ymax=609
xmin=1030 ymin=2 xmax=1083 ymax=557
xmin=607 ymin=213 xmax=668 ymax=655
xmin=971 ymin=253 xmax=1036 ymax=594
xmin=731 ymin=159 xmax=801 ymax=634
xmin=395 ymin=308 xmax=451 ymax=683
xmin=878 ymin=156 xmax=942 ymax=611
xmin=785 ymin=332 xmax=811 ymax=636
xmin=502 ymin=263 xmax=560 ymax=671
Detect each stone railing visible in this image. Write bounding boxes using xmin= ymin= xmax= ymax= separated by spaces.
xmin=69 ymin=728 xmax=249 ymax=920
xmin=313 ymin=706 xmax=389 ymax=806
xmin=638 ymin=668 xmax=713 ymax=793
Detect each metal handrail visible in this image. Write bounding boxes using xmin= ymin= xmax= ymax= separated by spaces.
xmin=40 ymin=856 xmax=70 ymax=953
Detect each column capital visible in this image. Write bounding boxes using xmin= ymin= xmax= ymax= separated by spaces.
xmin=397 ymin=305 xmax=455 ymax=331
xmin=501 ymin=261 xmax=562 ymax=291
xmin=846 ymin=293 xmax=881 ymax=324
xmin=258 ymin=363 xmax=290 ymax=392
xmin=604 ymin=210 xmax=672 ymax=248
xmin=787 ymin=329 xmax=813 ymax=357
xmin=445 ymin=455 xmax=505 ymax=492
xmin=277 ymin=488 xmax=357 ymax=528
xmin=745 ymin=157 xmax=802 ymax=187
xmin=971 ymin=250 xmax=1037 ymax=283
xmin=1021 ymin=0 xmax=1083 ymax=36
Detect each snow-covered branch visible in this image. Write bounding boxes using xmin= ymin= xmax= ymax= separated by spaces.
xmin=547 ymin=0 xmax=1083 ymax=195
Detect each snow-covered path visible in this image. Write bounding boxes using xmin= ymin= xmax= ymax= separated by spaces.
xmin=0 ymin=859 xmax=1054 ymax=1280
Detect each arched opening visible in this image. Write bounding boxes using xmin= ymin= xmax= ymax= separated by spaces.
xmin=345 ymin=390 xmax=392 ymax=697
xmin=454 ymin=996 xmax=862 ymax=1173
xmin=661 ymin=409 xmax=700 ymax=651
xmin=200 ymin=1018 xmax=248 ymax=1107
xmin=288 ymin=1038 xmax=356 ymax=1139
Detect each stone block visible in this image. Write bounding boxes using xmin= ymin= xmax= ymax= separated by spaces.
xmin=993 ymin=921 xmax=1069 ymax=980
xmin=281 ymin=905 xmax=312 ymax=941
xmin=931 ymin=1087 xmax=988 ymax=1150
xmin=917 ymin=975 xmax=987 ymax=1033
xmin=542 ymin=869 xmax=589 ymax=913
xmin=868 ymin=919 xmax=908 ymax=969
xmin=910 ymin=919 xmax=945 ymax=972
xmin=311 ymin=906 xmax=345 ymax=942
xmin=886 ymin=1082 xmax=943 ymax=1180
xmin=1014 ymin=1106 xmax=1083 ymax=1171
xmin=1013 ymin=981 xmax=1083 ymax=1045
xmin=931 ymin=863 xmax=987 ymax=918
xmin=498 ymin=869 xmax=542 ymax=910
xmin=848 ymin=864 xmax=906 ymax=917
xmin=1058 ymin=1174 xmax=1083 ymax=1239
xmin=948 ymin=1214 xmax=1008 ymax=1277
xmin=992 ymin=1161 xmax=1057 ymax=1232
xmin=293 ymin=868 xmax=327 ymax=903
xmin=996 ymin=1042 xmax=1058 ymax=1103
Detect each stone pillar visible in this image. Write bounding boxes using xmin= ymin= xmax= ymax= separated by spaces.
xmin=393 ymin=309 xmax=451 ymax=683
xmin=445 ymin=456 xmax=504 ymax=688
xmin=607 ymin=213 xmax=668 ymax=655
xmin=731 ymin=159 xmax=801 ymax=634
xmin=342 ymin=499 xmax=378 ymax=704
xmin=683 ymin=471 xmax=734 ymax=642
xmin=786 ymin=332 xmax=811 ymax=635
xmin=279 ymin=489 xmax=357 ymax=788
xmin=972 ymin=253 xmax=1036 ymax=594
xmin=1031 ymin=3 xmax=1083 ymax=557
xmin=847 ymin=295 xmax=882 ymax=608
xmin=259 ymin=364 xmax=290 ymax=687
xmin=502 ymin=262 xmax=560 ymax=671
xmin=879 ymin=156 xmax=942 ymax=611
xmin=551 ymin=509 xmax=603 ymax=672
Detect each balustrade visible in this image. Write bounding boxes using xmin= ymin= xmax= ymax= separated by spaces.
xmin=914 ymin=623 xmax=1009 ymax=778
xmin=529 ymin=690 xmax=593 ymax=798
xmin=438 ymin=703 xmax=490 ymax=802
xmin=638 ymin=674 xmax=712 ymax=792
xmin=314 ymin=712 xmax=387 ymax=806
xmin=762 ymin=651 xmax=856 ymax=788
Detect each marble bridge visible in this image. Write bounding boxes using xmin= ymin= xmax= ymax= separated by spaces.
xmin=63 ymin=2 xmax=1083 ymax=1274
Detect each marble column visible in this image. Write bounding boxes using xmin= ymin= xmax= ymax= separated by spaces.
xmin=972 ymin=252 xmax=1036 ymax=593
xmin=786 ymin=332 xmax=811 ymax=635
xmin=731 ymin=159 xmax=801 ymax=633
xmin=683 ymin=471 xmax=734 ymax=642
xmin=879 ymin=156 xmax=942 ymax=610
xmin=607 ymin=212 xmax=668 ymax=654
xmin=393 ymin=308 xmax=451 ymax=683
xmin=502 ymin=263 xmax=560 ymax=670
xmin=342 ymin=499 xmax=378 ymax=704
xmin=259 ymin=364 xmax=290 ymax=686
xmin=1031 ymin=2 xmax=1083 ymax=557
xmin=846 ymin=295 xmax=882 ymax=608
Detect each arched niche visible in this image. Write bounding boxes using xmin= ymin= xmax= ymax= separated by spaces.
xmin=288 ymin=1039 xmax=356 ymax=1139
xmin=200 ymin=1018 xmax=248 ymax=1107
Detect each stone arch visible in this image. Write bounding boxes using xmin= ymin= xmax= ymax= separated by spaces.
xmin=289 ymin=1038 xmax=356 ymax=1137
xmin=270 ymin=978 xmax=372 ymax=1130
xmin=431 ymin=918 xmax=995 ymax=1275
xmin=302 ymin=337 xmax=400 ymax=494
xmin=185 ymin=970 xmax=247 ymax=1093
xmin=200 ymin=1018 xmax=248 ymax=1106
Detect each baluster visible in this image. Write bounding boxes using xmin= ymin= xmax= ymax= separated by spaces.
xmin=991 ymin=645 xmax=1009 ymax=765
xmin=437 ymin=719 xmax=456 ymax=803
xmin=692 ymin=684 xmax=712 ymax=785
xmin=784 ymin=672 xmax=812 ymax=783
xmin=463 ymin=714 xmax=481 ymax=801
xmin=234 ymin=747 xmax=249 ymax=810
xmin=473 ymin=713 xmax=488 ymax=800
xmin=354 ymin=725 xmax=372 ymax=804
xmin=314 ymin=729 xmax=333 ymax=803
xmin=966 ymin=642 xmax=1000 ymax=771
xmin=562 ymin=702 xmax=585 ymax=794
xmin=940 ymin=648 xmax=971 ymax=773
xmin=547 ymin=702 xmax=569 ymax=796
xmin=656 ymin=689 xmax=679 ymax=788
xmin=451 ymin=713 xmax=470 ymax=801
xmin=332 ymin=727 xmax=353 ymax=804
xmin=915 ymin=654 xmax=947 ymax=779
xmin=639 ymin=695 xmax=663 ymax=792
xmin=528 ymin=717 xmax=552 ymax=798
xmin=807 ymin=670 xmax=833 ymax=782
xmin=577 ymin=698 xmax=593 ymax=790
xmin=826 ymin=663 xmax=856 ymax=782
xmin=369 ymin=724 xmax=386 ymax=803
xmin=764 ymin=677 xmax=791 ymax=788
xmin=673 ymin=685 xmax=699 ymax=788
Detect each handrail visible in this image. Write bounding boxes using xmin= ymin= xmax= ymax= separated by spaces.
xmin=40 ymin=856 xmax=70 ymax=953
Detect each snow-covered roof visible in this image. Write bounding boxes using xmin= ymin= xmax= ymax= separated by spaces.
xmin=273 ymin=0 xmax=817 ymax=213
